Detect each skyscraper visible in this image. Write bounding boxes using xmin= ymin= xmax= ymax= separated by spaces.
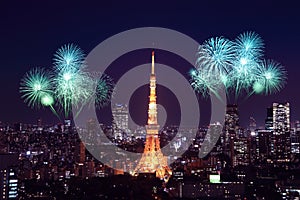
xmin=233 ymin=137 xmax=250 ymax=166
xmin=112 ymin=104 xmax=129 ymax=139
xmin=265 ymin=107 xmax=273 ymax=130
xmin=256 ymin=129 xmax=272 ymax=161
xmin=291 ymin=121 xmax=300 ymax=154
xmin=133 ymin=51 xmax=171 ymax=180
xmin=0 ymin=154 xmax=18 ymax=200
xmin=272 ymin=102 xmax=290 ymax=133
xmin=270 ymin=102 xmax=291 ymax=167
xmin=225 ymin=105 xmax=240 ymax=134
xmin=249 ymin=117 xmax=256 ymax=134
xmin=75 ymin=141 xmax=86 ymax=177
xmin=223 ymin=104 xmax=239 ymax=166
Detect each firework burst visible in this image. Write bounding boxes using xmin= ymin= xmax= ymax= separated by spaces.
xmin=189 ymin=69 xmax=222 ymax=99
xmin=41 ymin=93 xmax=54 ymax=106
xmin=196 ymin=37 xmax=235 ymax=76
xmin=20 ymin=43 xmax=118 ymax=120
xmin=230 ymin=58 xmax=260 ymax=97
xmin=95 ymin=74 xmax=115 ymax=108
xmin=53 ymin=67 xmax=94 ymax=117
xmin=253 ymin=59 xmax=287 ymax=95
xmin=53 ymin=43 xmax=85 ymax=72
xmin=190 ymin=31 xmax=287 ymax=102
xmin=40 ymin=93 xmax=61 ymax=119
xmin=20 ymin=68 xmax=54 ymax=109
xmin=229 ymin=32 xmax=264 ymax=98
xmin=235 ymin=31 xmax=264 ymax=61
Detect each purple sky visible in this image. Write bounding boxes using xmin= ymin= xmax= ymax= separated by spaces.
xmin=0 ymin=1 xmax=299 ymax=128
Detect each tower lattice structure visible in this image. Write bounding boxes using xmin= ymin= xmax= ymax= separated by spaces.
xmin=133 ymin=51 xmax=172 ymax=180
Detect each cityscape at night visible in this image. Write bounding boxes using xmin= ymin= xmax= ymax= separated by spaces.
xmin=1 ymin=1 xmax=300 ymax=199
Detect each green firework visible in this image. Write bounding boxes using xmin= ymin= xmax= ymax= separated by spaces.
xmin=230 ymin=58 xmax=260 ymax=97
xmin=95 ymin=74 xmax=115 ymax=108
xmin=20 ymin=68 xmax=54 ymax=109
xmin=190 ymin=31 xmax=287 ymax=102
xmin=196 ymin=37 xmax=235 ymax=75
xmin=254 ymin=59 xmax=287 ymax=95
xmin=235 ymin=31 xmax=264 ymax=61
xmin=189 ymin=69 xmax=223 ymax=99
xmin=54 ymin=67 xmax=94 ymax=117
xmin=53 ymin=43 xmax=85 ymax=72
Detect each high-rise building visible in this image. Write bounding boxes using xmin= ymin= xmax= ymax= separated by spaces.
xmin=272 ymin=102 xmax=290 ymax=133
xmin=75 ymin=140 xmax=86 ymax=177
xmin=295 ymin=120 xmax=300 ymax=132
xmin=270 ymin=102 xmax=291 ymax=167
xmin=0 ymin=154 xmax=18 ymax=200
xmin=233 ymin=137 xmax=250 ymax=166
xmin=256 ymin=130 xmax=272 ymax=161
xmin=249 ymin=117 xmax=256 ymax=133
xmin=133 ymin=51 xmax=172 ymax=180
xmin=112 ymin=104 xmax=129 ymax=139
xmin=291 ymin=121 xmax=300 ymax=154
xmin=265 ymin=107 xmax=273 ymax=130
xmin=79 ymin=141 xmax=85 ymax=164
xmin=223 ymin=104 xmax=239 ymax=166
xmin=225 ymin=105 xmax=239 ymax=135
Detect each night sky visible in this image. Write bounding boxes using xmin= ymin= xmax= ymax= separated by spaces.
xmin=0 ymin=1 xmax=299 ymax=128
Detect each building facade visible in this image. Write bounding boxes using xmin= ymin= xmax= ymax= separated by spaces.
xmin=0 ymin=154 xmax=18 ymax=200
xmin=270 ymin=102 xmax=291 ymax=167
xmin=112 ymin=104 xmax=129 ymax=139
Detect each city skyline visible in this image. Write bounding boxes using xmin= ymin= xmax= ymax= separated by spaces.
xmin=2 ymin=1 xmax=300 ymax=199
xmin=0 ymin=51 xmax=299 ymax=199
xmin=1 ymin=89 xmax=299 ymax=199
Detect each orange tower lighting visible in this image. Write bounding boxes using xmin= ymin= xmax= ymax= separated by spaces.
xmin=133 ymin=51 xmax=172 ymax=180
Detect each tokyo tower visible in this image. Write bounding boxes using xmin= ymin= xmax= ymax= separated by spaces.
xmin=133 ymin=51 xmax=172 ymax=180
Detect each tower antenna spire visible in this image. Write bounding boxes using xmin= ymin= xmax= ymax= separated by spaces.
xmin=151 ymin=51 xmax=155 ymax=75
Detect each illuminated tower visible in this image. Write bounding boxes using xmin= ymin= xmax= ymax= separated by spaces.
xmin=133 ymin=51 xmax=172 ymax=180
